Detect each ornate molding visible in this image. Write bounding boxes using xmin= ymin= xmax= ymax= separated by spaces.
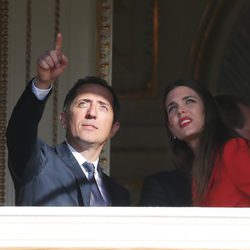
xmin=96 ymin=0 xmax=112 ymax=82
xmin=52 ymin=0 xmax=60 ymax=146
xmin=96 ymin=0 xmax=113 ymax=171
xmin=25 ymin=0 xmax=31 ymax=83
xmin=0 ymin=0 xmax=9 ymax=205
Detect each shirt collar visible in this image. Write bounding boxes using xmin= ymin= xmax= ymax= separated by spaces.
xmin=66 ymin=141 xmax=99 ymax=170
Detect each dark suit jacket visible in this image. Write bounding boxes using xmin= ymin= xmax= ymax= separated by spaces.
xmin=6 ymin=80 xmax=130 ymax=206
xmin=139 ymin=170 xmax=192 ymax=206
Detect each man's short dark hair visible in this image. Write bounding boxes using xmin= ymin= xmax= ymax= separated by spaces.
xmin=63 ymin=76 xmax=120 ymax=122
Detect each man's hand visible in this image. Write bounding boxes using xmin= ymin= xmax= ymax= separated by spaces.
xmin=35 ymin=33 xmax=68 ymax=89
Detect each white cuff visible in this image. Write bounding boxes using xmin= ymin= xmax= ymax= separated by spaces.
xmin=31 ymin=79 xmax=53 ymax=100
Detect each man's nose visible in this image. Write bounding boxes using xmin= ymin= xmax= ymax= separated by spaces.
xmin=86 ymin=104 xmax=97 ymax=119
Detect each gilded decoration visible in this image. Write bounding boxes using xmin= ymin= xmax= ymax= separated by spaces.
xmin=96 ymin=0 xmax=113 ymax=170
xmin=52 ymin=0 xmax=61 ymax=146
xmin=96 ymin=0 xmax=112 ymax=82
xmin=0 ymin=0 xmax=8 ymax=205
xmin=25 ymin=0 xmax=31 ymax=83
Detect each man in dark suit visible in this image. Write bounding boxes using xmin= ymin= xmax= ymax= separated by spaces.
xmin=139 ymin=170 xmax=191 ymax=207
xmin=6 ymin=33 xmax=130 ymax=206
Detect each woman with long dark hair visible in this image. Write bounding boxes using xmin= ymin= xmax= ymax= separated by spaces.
xmin=163 ymin=79 xmax=250 ymax=206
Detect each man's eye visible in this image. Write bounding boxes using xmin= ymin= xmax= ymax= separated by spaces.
xmin=99 ymin=105 xmax=108 ymax=111
xmin=78 ymin=101 xmax=89 ymax=108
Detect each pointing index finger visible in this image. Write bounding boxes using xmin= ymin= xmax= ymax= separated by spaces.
xmin=55 ymin=33 xmax=62 ymax=52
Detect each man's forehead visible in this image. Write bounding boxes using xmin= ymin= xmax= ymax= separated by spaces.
xmin=75 ymin=84 xmax=113 ymax=103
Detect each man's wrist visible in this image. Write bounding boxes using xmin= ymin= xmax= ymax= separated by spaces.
xmin=34 ymin=77 xmax=52 ymax=89
xmin=32 ymin=78 xmax=53 ymax=100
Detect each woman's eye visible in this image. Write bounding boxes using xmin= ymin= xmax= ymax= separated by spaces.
xmin=186 ymin=98 xmax=195 ymax=104
xmin=168 ymin=106 xmax=176 ymax=114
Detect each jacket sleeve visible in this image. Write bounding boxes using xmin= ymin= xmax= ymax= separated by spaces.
xmin=6 ymin=79 xmax=52 ymax=182
xmin=139 ymin=171 xmax=192 ymax=207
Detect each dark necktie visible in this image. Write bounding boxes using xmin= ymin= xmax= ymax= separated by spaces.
xmin=83 ymin=162 xmax=106 ymax=206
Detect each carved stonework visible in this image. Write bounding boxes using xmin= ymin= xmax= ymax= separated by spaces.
xmin=96 ymin=0 xmax=113 ymax=172
xmin=0 ymin=0 xmax=9 ymax=205
xmin=52 ymin=0 xmax=61 ymax=146
xmin=96 ymin=0 xmax=112 ymax=82
xmin=25 ymin=0 xmax=31 ymax=83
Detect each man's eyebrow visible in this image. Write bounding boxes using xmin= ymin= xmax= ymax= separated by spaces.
xmin=98 ymin=100 xmax=110 ymax=106
xmin=74 ymin=98 xmax=90 ymax=104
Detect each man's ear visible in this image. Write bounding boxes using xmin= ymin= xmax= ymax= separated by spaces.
xmin=110 ymin=122 xmax=120 ymax=138
xmin=60 ymin=111 xmax=67 ymax=129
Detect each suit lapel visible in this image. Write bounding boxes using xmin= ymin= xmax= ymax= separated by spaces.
xmin=55 ymin=142 xmax=90 ymax=206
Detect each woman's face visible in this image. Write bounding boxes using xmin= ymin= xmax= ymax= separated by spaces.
xmin=165 ymin=86 xmax=205 ymax=150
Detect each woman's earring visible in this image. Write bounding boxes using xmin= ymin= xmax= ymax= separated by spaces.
xmin=173 ymin=135 xmax=176 ymax=140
